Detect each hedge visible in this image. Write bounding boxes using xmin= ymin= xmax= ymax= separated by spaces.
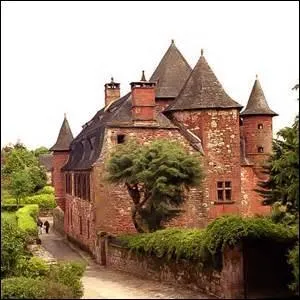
xmin=36 ymin=185 xmax=54 ymax=195
xmin=16 ymin=204 xmax=39 ymax=237
xmin=1 ymin=277 xmax=74 ymax=299
xmin=119 ymin=215 xmax=298 ymax=269
xmin=3 ymin=194 xmax=56 ymax=210
xmin=1 ymin=204 xmax=25 ymax=212
xmin=288 ymin=243 xmax=299 ymax=294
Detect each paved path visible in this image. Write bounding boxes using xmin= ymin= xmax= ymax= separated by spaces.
xmin=39 ymin=217 xmax=213 ymax=299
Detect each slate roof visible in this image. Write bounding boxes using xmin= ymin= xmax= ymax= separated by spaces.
xmin=240 ymin=77 xmax=278 ymax=116
xmin=166 ymin=51 xmax=243 ymax=111
xmin=39 ymin=154 xmax=53 ymax=171
xmin=50 ymin=116 xmax=74 ymax=151
xmin=150 ymin=40 xmax=192 ymax=98
xmin=62 ymin=93 xmax=177 ymax=171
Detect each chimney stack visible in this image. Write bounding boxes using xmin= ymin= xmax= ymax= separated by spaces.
xmin=130 ymin=71 xmax=156 ymax=122
xmin=104 ymin=77 xmax=120 ymax=106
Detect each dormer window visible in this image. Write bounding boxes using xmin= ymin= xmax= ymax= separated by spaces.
xmin=117 ymin=134 xmax=126 ymax=144
xmin=258 ymin=146 xmax=264 ymax=153
xmin=258 ymin=124 xmax=263 ymax=129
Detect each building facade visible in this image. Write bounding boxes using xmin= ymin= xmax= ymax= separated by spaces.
xmin=50 ymin=41 xmax=278 ymax=255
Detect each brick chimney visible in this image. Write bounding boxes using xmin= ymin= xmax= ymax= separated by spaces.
xmin=104 ymin=77 xmax=120 ymax=107
xmin=130 ymin=71 xmax=156 ymax=122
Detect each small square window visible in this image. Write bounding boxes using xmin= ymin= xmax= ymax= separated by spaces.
xmin=216 ymin=181 xmax=232 ymax=202
xmin=258 ymin=146 xmax=264 ymax=153
xmin=258 ymin=124 xmax=263 ymax=129
xmin=117 ymin=134 xmax=125 ymax=144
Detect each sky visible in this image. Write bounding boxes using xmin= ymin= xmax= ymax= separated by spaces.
xmin=1 ymin=1 xmax=299 ymax=150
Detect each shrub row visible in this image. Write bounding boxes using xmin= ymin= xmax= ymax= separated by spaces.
xmin=288 ymin=243 xmax=299 ymax=295
xmin=16 ymin=204 xmax=39 ymax=238
xmin=119 ymin=215 xmax=298 ymax=269
xmin=36 ymin=185 xmax=54 ymax=195
xmin=2 ymin=257 xmax=86 ymax=299
xmin=1 ymin=204 xmax=25 ymax=212
xmin=3 ymin=193 xmax=56 ymax=210
xmin=1 ymin=277 xmax=74 ymax=299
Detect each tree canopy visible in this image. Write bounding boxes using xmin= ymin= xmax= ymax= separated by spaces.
xmin=107 ymin=139 xmax=204 ymax=232
xmin=256 ymin=84 xmax=299 ymax=217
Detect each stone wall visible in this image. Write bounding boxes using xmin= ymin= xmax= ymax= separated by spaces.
xmin=103 ymin=240 xmax=244 ymax=299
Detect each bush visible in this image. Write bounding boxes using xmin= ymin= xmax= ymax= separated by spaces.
xmin=119 ymin=215 xmax=298 ymax=269
xmin=36 ymin=185 xmax=54 ymax=195
xmin=1 ymin=277 xmax=74 ymax=299
xmin=1 ymin=218 xmax=27 ymax=277
xmin=49 ymin=261 xmax=86 ymax=298
xmin=288 ymin=243 xmax=299 ymax=295
xmin=1 ymin=203 xmax=25 ymax=212
xmin=2 ymin=194 xmax=56 ymax=210
xmin=14 ymin=256 xmax=50 ymax=278
xmin=23 ymin=194 xmax=56 ymax=210
xmin=16 ymin=204 xmax=39 ymax=238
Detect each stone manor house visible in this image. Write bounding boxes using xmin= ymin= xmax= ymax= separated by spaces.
xmin=50 ymin=41 xmax=277 ymax=255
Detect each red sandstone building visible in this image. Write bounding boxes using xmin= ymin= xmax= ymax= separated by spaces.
xmin=50 ymin=41 xmax=277 ymax=255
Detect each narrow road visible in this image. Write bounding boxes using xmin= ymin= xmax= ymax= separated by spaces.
xmin=39 ymin=217 xmax=213 ymax=299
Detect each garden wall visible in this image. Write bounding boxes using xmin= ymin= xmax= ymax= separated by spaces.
xmin=96 ymin=235 xmax=244 ymax=299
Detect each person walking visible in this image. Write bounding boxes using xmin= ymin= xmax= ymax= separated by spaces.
xmin=44 ymin=220 xmax=50 ymax=234
xmin=37 ymin=218 xmax=43 ymax=235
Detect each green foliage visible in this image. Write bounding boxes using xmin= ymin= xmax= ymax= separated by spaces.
xmin=270 ymin=202 xmax=297 ymax=225
xmin=16 ymin=204 xmax=39 ymax=238
xmin=256 ymin=86 xmax=299 ymax=215
xmin=1 ymin=217 xmax=27 ymax=277
xmin=9 ymin=170 xmax=34 ymax=206
xmin=49 ymin=261 xmax=86 ymax=298
xmin=14 ymin=256 xmax=50 ymax=278
xmin=1 ymin=277 xmax=74 ymax=299
xmin=107 ymin=139 xmax=204 ymax=232
xmin=288 ymin=243 xmax=299 ymax=294
xmin=36 ymin=185 xmax=54 ymax=195
xmin=3 ymin=193 xmax=56 ymax=210
xmin=33 ymin=146 xmax=50 ymax=157
xmin=1 ymin=212 xmax=17 ymax=223
xmin=1 ymin=203 xmax=25 ymax=212
xmin=2 ymin=144 xmax=48 ymax=192
xmin=119 ymin=215 xmax=297 ymax=270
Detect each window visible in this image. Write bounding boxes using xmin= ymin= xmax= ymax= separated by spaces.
xmin=74 ymin=172 xmax=91 ymax=201
xmin=65 ymin=173 xmax=72 ymax=195
xmin=216 ymin=181 xmax=232 ymax=201
xmin=258 ymin=124 xmax=263 ymax=129
xmin=79 ymin=216 xmax=83 ymax=235
xmin=117 ymin=134 xmax=125 ymax=144
xmin=258 ymin=146 xmax=264 ymax=153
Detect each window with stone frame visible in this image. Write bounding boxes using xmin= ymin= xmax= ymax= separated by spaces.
xmin=258 ymin=146 xmax=264 ymax=153
xmin=117 ymin=134 xmax=126 ymax=144
xmin=258 ymin=123 xmax=263 ymax=129
xmin=216 ymin=181 xmax=232 ymax=201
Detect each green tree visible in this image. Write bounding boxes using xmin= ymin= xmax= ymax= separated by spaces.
xmin=256 ymin=85 xmax=299 ymax=216
xmin=9 ymin=170 xmax=34 ymax=207
xmin=33 ymin=146 xmax=50 ymax=158
xmin=107 ymin=139 xmax=204 ymax=233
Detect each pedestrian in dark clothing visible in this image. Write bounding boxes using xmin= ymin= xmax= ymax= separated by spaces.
xmin=44 ymin=220 xmax=50 ymax=234
xmin=37 ymin=218 xmax=43 ymax=235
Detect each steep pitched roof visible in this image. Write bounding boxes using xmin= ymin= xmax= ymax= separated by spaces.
xmin=166 ymin=51 xmax=243 ymax=111
xmin=150 ymin=40 xmax=192 ymax=98
xmin=39 ymin=154 xmax=53 ymax=171
xmin=240 ymin=76 xmax=278 ymax=116
xmin=62 ymin=93 xmax=177 ymax=171
xmin=50 ymin=115 xmax=74 ymax=151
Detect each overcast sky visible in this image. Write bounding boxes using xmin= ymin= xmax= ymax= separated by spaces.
xmin=1 ymin=1 xmax=299 ymax=150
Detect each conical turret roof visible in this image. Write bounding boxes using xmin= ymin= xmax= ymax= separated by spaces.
xmin=166 ymin=51 xmax=242 ymax=111
xmin=150 ymin=40 xmax=192 ymax=98
xmin=240 ymin=76 xmax=278 ymax=116
xmin=50 ymin=114 xmax=74 ymax=151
